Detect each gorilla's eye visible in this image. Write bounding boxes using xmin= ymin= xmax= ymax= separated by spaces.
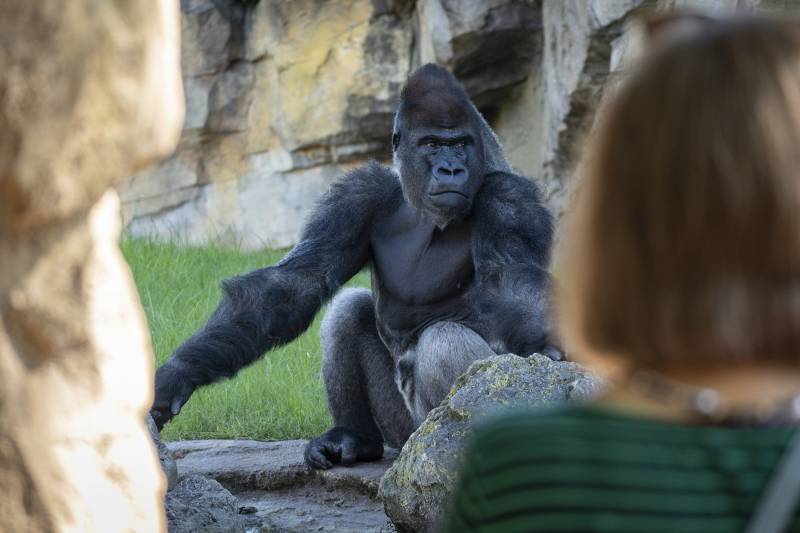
xmin=426 ymin=141 xmax=438 ymax=148
xmin=453 ymin=141 xmax=465 ymax=148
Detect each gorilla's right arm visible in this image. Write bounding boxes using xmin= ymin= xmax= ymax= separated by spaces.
xmin=151 ymin=162 xmax=399 ymax=429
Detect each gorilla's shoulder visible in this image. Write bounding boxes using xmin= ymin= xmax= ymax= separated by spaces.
xmin=320 ymin=161 xmax=403 ymax=217
xmin=476 ymin=171 xmax=546 ymax=209
xmin=325 ymin=161 xmax=402 ymax=205
xmin=473 ymin=171 xmax=553 ymax=263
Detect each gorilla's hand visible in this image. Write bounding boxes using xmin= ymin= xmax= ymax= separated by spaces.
xmin=151 ymin=361 xmax=196 ymax=431
xmin=304 ymin=427 xmax=384 ymax=470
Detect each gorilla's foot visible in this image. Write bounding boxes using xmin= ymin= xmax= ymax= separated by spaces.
xmin=304 ymin=427 xmax=384 ymax=470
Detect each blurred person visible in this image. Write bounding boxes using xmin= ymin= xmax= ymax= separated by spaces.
xmin=443 ymin=14 xmax=800 ymax=533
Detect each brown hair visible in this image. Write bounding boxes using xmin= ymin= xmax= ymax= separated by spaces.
xmin=559 ymin=15 xmax=800 ymax=369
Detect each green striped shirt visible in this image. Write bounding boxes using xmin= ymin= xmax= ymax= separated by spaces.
xmin=443 ymin=405 xmax=798 ymax=533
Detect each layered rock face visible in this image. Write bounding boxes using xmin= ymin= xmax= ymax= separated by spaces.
xmin=121 ymin=0 xmax=413 ymax=249
xmin=0 ymin=1 xmax=182 ymax=531
xmin=121 ymin=0 xmax=799 ymax=249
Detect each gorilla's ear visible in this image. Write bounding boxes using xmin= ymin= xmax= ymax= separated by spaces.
xmin=392 ymin=132 xmax=401 ymax=152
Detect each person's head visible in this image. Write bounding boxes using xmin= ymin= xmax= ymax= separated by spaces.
xmin=559 ymin=15 xmax=800 ymax=375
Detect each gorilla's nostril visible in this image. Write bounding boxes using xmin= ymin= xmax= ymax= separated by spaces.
xmin=434 ymin=165 xmax=466 ymax=180
xmin=435 ymin=165 xmax=453 ymax=176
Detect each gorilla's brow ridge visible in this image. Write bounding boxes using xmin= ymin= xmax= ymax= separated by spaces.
xmin=417 ymin=134 xmax=472 ymax=146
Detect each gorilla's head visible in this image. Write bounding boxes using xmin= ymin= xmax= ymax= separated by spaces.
xmin=392 ymin=64 xmax=509 ymax=229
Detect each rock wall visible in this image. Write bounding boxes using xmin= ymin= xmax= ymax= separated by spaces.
xmin=0 ymin=1 xmax=182 ymax=531
xmin=121 ymin=0 xmax=413 ymax=249
xmin=121 ymin=0 xmax=800 ymax=249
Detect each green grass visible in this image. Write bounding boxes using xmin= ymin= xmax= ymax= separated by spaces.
xmin=120 ymin=236 xmax=370 ymax=442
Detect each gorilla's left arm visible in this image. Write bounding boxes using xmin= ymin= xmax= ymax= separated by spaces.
xmin=471 ymin=171 xmax=558 ymax=356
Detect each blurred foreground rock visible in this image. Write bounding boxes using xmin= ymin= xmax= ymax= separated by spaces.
xmin=0 ymin=1 xmax=182 ymax=531
xmin=121 ymin=0 xmax=800 ymax=249
xmin=148 ymin=414 xmax=179 ymax=491
xmin=379 ymin=354 xmax=603 ymax=533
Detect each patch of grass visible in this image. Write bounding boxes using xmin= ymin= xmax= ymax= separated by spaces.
xmin=120 ymin=236 xmax=370 ymax=442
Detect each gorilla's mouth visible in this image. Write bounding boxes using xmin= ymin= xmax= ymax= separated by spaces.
xmin=428 ymin=190 xmax=471 ymax=211
xmin=429 ymin=190 xmax=468 ymax=199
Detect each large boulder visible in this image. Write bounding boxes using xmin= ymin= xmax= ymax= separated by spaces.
xmin=379 ymin=354 xmax=603 ymax=533
xmin=0 ymin=0 xmax=182 ymax=531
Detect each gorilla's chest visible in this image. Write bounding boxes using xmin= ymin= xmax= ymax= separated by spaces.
xmin=370 ymin=202 xmax=473 ymax=305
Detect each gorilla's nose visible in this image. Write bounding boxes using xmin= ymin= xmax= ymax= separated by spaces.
xmin=433 ymin=163 xmax=467 ymax=187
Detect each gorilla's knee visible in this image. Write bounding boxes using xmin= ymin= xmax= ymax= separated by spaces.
xmin=416 ymin=322 xmax=493 ymax=385
xmin=416 ymin=322 xmax=494 ymax=365
xmin=408 ymin=322 xmax=495 ymax=421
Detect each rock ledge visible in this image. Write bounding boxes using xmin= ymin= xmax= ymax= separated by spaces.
xmin=167 ymin=439 xmax=398 ymax=533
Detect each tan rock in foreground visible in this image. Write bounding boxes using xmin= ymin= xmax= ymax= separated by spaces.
xmin=0 ymin=1 xmax=183 ymax=531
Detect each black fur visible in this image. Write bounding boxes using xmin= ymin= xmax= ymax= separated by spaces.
xmin=151 ymin=65 xmax=560 ymax=468
xmin=471 ymin=172 xmax=555 ymax=356
xmin=151 ymin=163 xmax=398 ymax=428
xmin=396 ymin=64 xmax=473 ymax=131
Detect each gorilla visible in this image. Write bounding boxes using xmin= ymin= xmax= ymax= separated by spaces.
xmin=151 ymin=64 xmax=559 ymax=469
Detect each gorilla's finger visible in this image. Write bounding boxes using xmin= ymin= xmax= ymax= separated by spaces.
xmin=340 ymin=442 xmax=358 ymax=466
xmin=170 ymin=397 xmax=184 ymax=416
xmin=309 ymin=454 xmax=331 ymax=470
xmin=150 ymin=409 xmax=168 ymax=431
xmin=305 ymin=445 xmax=333 ymax=470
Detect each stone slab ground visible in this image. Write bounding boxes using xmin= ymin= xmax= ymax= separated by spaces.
xmin=164 ymin=355 xmax=603 ymax=533
xmin=168 ymin=439 xmax=398 ymax=533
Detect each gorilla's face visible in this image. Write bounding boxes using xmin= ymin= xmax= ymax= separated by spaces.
xmin=394 ymin=119 xmax=485 ymax=228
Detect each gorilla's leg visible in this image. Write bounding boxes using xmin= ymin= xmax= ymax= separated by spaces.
xmin=305 ymin=288 xmax=415 ymax=469
xmin=396 ymin=322 xmax=495 ymax=425
xmin=321 ymin=288 xmax=414 ymax=447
